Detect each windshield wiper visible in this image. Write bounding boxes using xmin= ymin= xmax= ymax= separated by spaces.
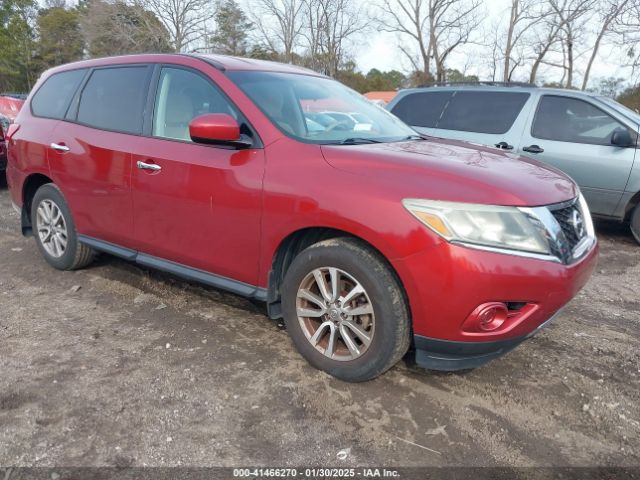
xmin=337 ymin=137 xmax=384 ymax=145
xmin=403 ymin=134 xmax=428 ymax=141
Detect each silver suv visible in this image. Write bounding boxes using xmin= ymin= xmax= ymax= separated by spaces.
xmin=388 ymin=84 xmax=640 ymax=243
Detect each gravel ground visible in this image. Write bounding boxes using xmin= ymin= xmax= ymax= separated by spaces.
xmin=0 ymin=175 xmax=638 ymax=468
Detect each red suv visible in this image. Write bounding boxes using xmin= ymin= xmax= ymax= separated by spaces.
xmin=6 ymin=54 xmax=598 ymax=381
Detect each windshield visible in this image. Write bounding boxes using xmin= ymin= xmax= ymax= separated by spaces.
xmin=228 ymin=71 xmax=415 ymax=144
xmin=595 ymin=96 xmax=640 ymax=125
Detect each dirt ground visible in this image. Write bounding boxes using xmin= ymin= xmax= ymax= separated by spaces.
xmin=0 ymin=175 xmax=638 ymax=468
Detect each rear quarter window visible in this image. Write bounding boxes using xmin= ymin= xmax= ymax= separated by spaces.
xmin=437 ymin=91 xmax=530 ymax=134
xmin=31 ymin=69 xmax=87 ymax=119
xmin=391 ymin=91 xmax=453 ymax=128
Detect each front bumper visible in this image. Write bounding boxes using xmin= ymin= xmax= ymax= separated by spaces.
xmin=413 ymin=308 xmax=563 ymax=371
xmin=392 ymin=235 xmax=598 ymax=371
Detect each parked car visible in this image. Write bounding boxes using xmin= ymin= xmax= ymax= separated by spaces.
xmin=387 ymin=84 xmax=640 ymax=244
xmin=0 ymin=94 xmax=25 ymax=173
xmin=6 ymin=55 xmax=598 ymax=381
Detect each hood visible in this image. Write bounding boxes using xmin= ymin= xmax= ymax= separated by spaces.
xmin=321 ymin=138 xmax=577 ymax=207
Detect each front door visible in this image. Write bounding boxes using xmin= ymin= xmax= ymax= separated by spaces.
xmin=130 ymin=66 xmax=264 ymax=286
xmin=519 ymin=94 xmax=637 ymax=217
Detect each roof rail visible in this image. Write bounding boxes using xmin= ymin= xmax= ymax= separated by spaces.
xmin=416 ymin=81 xmax=537 ymax=88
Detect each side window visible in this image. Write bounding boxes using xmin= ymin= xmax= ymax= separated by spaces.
xmin=437 ymin=91 xmax=530 ymax=134
xmin=532 ymin=95 xmax=628 ymax=146
xmin=153 ymin=67 xmax=237 ymax=141
xmin=31 ymin=69 xmax=86 ymax=119
xmin=77 ymin=66 xmax=149 ymax=135
xmin=391 ymin=91 xmax=452 ymax=128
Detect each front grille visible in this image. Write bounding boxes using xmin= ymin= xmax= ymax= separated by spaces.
xmin=550 ymin=202 xmax=586 ymax=251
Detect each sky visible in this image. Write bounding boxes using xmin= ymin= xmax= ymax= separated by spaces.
xmin=354 ymin=0 xmax=634 ymax=89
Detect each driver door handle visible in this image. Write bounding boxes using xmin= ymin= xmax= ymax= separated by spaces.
xmin=137 ymin=161 xmax=162 ymax=172
xmin=522 ymin=144 xmax=544 ymax=154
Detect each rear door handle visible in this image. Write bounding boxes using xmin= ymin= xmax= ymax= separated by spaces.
xmin=136 ymin=161 xmax=161 ymax=172
xmin=522 ymin=144 xmax=544 ymax=154
xmin=50 ymin=142 xmax=70 ymax=152
xmin=495 ymin=141 xmax=513 ymax=150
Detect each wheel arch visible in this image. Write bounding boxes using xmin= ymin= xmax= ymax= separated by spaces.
xmin=21 ymin=173 xmax=54 ymax=236
xmin=623 ymin=190 xmax=640 ymax=222
xmin=265 ymin=226 xmax=410 ymax=323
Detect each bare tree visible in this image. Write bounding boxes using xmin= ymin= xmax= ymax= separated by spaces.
xmin=302 ymin=0 xmax=365 ymax=76
xmin=375 ymin=0 xmax=433 ymax=79
xmin=430 ymin=0 xmax=482 ymax=82
xmin=251 ymin=0 xmax=305 ymax=62
xmin=547 ymin=0 xmax=595 ymax=87
xmin=528 ymin=5 xmax=563 ymax=82
xmin=374 ymin=0 xmax=481 ymax=83
xmin=136 ymin=0 xmax=213 ymax=51
xmin=501 ymin=0 xmax=544 ymax=81
xmin=580 ymin=0 xmax=629 ymax=89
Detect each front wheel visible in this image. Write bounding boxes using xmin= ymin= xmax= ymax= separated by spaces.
xmin=631 ymin=204 xmax=640 ymax=245
xmin=282 ymin=238 xmax=411 ymax=382
xmin=31 ymin=183 xmax=96 ymax=270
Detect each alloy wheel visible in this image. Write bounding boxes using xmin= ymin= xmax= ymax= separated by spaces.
xmin=296 ymin=267 xmax=375 ymax=361
xmin=36 ymin=199 xmax=68 ymax=258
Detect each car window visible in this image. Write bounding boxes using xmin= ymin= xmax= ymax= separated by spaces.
xmin=152 ymin=67 xmax=239 ymax=142
xmin=77 ymin=66 xmax=149 ymax=135
xmin=532 ymin=95 xmax=627 ymax=146
xmin=228 ymin=71 xmax=415 ymax=144
xmin=390 ymin=91 xmax=452 ymax=128
xmin=437 ymin=91 xmax=529 ymax=134
xmin=31 ymin=69 xmax=86 ymax=119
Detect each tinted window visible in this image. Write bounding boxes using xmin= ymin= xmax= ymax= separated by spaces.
xmin=437 ymin=91 xmax=529 ymax=134
xmin=153 ymin=67 xmax=238 ymax=141
xmin=391 ymin=91 xmax=452 ymax=128
xmin=77 ymin=67 xmax=149 ymax=134
xmin=31 ymin=69 xmax=86 ymax=119
xmin=532 ymin=95 xmax=628 ymax=146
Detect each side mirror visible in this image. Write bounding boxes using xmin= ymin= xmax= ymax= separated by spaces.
xmin=611 ymin=128 xmax=634 ymax=147
xmin=189 ymin=114 xmax=251 ymax=148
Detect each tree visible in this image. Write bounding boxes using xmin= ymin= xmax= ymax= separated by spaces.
xmin=303 ymin=0 xmax=365 ymax=76
xmin=0 ymin=0 xmax=38 ymax=91
xmin=209 ymin=0 xmax=253 ymax=55
xmin=500 ymin=0 xmax=543 ymax=81
xmin=36 ymin=6 xmax=84 ymax=70
xmin=136 ymin=0 xmax=212 ymax=52
xmin=81 ymin=0 xmax=173 ymax=57
xmin=547 ymin=0 xmax=595 ymax=88
xmin=581 ymin=0 xmax=630 ymax=90
xmin=251 ymin=0 xmax=305 ymax=63
xmin=374 ymin=0 xmax=482 ymax=83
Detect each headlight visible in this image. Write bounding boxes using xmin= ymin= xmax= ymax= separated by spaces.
xmin=402 ymin=199 xmax=551 ymax=255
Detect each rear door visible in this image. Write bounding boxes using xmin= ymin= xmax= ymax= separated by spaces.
xmin=518 ymin=94 xmax=637 ymax=217
xmin=130 ymin=65 xmax=265 ymax=286
xmin=391 ymin=90 xmax=533 ymax=152
xmin=389 ymin=90 xmax=453 ymax=136
xmin=428 ymin=90 xmax=532 ymax=151
xmin=49 ymin=65 xmax=152 ymax=247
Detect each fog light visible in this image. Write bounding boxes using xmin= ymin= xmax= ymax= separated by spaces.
xmin=464 ymin=302 xmax=509 ymax=333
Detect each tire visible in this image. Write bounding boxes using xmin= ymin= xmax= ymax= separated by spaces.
xmin=282 ymin=237 xmax=411 ymax=382
xmin=631 ymin=204 xmax=640 ymax=245
xmin=31 ymin=183 xmax=96 ymax=270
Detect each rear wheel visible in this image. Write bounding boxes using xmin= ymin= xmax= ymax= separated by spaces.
xmin=282 ymin=238 xmax=411 ymax=382
xmin=31 ymin=184 xmax=96 ymax=270
xmin=631 ymin=204 xmax=640 ymax=245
